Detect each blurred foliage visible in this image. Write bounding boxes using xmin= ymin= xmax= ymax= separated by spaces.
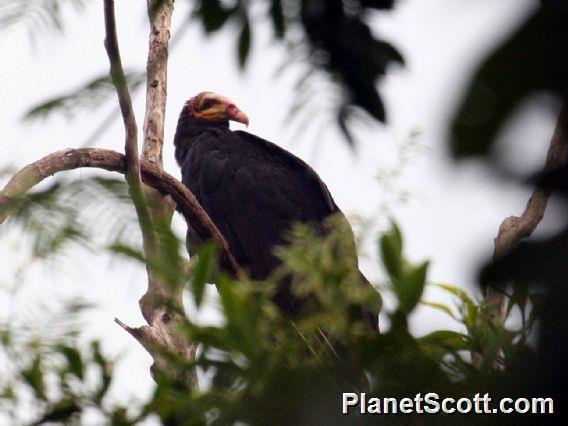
xmin=190 ymin=0 xmax=403 ymax=144
xmin=449 ymin=1 xmax=568 ymax=419
xmin=23 ymin=71 xmax=146 ymax=122
xmin=6 ymin=0 xmax=402 ymax=146
xmin=2 ymin=0 xmax=566 ymax=423
xmin=2 ymin=176 xmax=140 ymax=269
xmin=0 ymin=178 xmax=548 ymax=423
xmin=0 ymin=301 xmax=142 ymax=425
xmin=0 ymin=0 xmax=86 ymax=37
xmin=451 ymin=1 xmax=568 ymax=159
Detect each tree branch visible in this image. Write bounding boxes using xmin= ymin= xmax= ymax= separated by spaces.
xmin=114 ymin=317 xmax=198 ymax=388
xmin=130 ymin=0 xmax=200 ymax=386
xmin=472 ymin=109 xmax=568 ymax=369
xmin=488 ymin=108 xmax=568 ymax=321
xmin=103 ymin=0 xmax=196 ymax=386
xmin=143 ymin=0 xmax=174 ymax=168
xmin=103 ymin=0 xmax=141 ymax=184
xmin=103 ymin=0 xmax=159 ymax=256
xmin=0 ymin=148 xmax=240 ymax=276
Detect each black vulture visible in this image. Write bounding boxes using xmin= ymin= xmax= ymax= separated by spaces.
xmin=174 ymin=92 xmax=378 ymax=329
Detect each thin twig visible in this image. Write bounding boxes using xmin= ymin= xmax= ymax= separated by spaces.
xmin=103 ymin=0 xmax=141 ymax=181
xmin=80 ymin=19 xmax=191 ymax=149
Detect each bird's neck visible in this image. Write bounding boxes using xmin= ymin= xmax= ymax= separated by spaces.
xmin=174 ymin=105 xmax=229 ymax=163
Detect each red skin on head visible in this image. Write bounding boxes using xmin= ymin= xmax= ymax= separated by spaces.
xmin=186 ymin=93 xmax=249 ymax=126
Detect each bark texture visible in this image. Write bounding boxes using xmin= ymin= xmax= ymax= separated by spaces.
xmin=142 ymin=0 xmax=174 ymax=169
xmin=0 ymin=0 xmax=236 ymax=393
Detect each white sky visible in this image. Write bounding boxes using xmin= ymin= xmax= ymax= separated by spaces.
xmin=0 ymin=0 xmax=558 ymax=420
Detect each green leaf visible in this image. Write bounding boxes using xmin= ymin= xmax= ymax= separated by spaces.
xmin=33 ymin=400 xmax=80 ymax=425
xmin=434 ymin=283 xmax=479 ymax=329
xmin=419 ymin=331 xmax=470 ymax=359
xmin=237 ymin=17 xmax=251 ymax=69
xmin=22 ymin=356 xmax=46 ymax=401
xmin=0 ymin=0 xmax=87 ymax=37
xmin=91 ymin=341 xmax=112 ymax=403
xmin=216 ymin=277 xmax=260 ymax=359
xmin=108 ymin=243 xmax=146 ymax=264
xmin=379 ymin=223 xmax=403 ymax=282
xmin=398 ymin=261 xmax=429 ymax=314
xmin=190 ymin=243 xmax=217 ymax=308
xmin=186 ymin=325 xmax=232 ymax=351
xmin=421 ymin=301 xmax=458 ymax=320
xmin=23 ymin=71 xmax=145 ymax=122
xmin=57 ymin=344 xmax=84 ymax=380
xmin=0 ymin=329 xmax=11 ymax=346
xmin=435 ymin=283 xmax=473 ymax=305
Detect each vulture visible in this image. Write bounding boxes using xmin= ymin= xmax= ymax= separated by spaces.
xmin=174 ymin=92 xmax=378 ymax=329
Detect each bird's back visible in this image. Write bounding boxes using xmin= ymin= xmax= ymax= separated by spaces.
xmin=174 ymin=96 xmax=378 ymax=328
xmin=177 ymin=125 xmax=348 ymax=309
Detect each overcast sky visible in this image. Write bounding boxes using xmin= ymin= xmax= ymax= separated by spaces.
xmin=0 ymin=0 xmax=557 ymax=421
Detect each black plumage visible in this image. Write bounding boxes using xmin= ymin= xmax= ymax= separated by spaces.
xmin=174 ymin=93 xmax=377 ymax=329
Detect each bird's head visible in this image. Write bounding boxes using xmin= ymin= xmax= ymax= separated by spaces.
xmin=187 ymin=92 xmax=249 ymax=126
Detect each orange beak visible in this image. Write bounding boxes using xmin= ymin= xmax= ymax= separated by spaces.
xmin=226 ymin=104 xmax=249 ymax=127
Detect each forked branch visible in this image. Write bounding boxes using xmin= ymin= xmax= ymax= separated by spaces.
xmin=103 ymin=0 xmax=157 ymax=254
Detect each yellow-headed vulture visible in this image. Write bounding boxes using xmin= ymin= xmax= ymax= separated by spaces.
xmin=174 ymin=92 xmax=378 ymax=329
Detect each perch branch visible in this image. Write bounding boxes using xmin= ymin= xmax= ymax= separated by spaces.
xmin=0 ymin=148 xmax=240 ymax=276
xmin=104 ymin=0 xmax=197 ymax=386
xmin=489 ymin=107 xmax=568 ymax=321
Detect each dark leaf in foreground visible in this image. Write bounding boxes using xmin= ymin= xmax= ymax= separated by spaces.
xmin=451 ymin=3 xmax=568 ymax=158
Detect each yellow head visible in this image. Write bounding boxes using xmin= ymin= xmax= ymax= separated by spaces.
xmin=187 ymin=92 xmax=249 ymax=126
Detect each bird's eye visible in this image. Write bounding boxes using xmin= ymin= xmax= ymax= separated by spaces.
xmin=201 ymin=99 xmax=217 ymax=110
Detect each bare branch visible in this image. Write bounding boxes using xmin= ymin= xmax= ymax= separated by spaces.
xmin=0 ymin=148 xmax=241 ymax=276
xmin=103 ymin=0 xmax=140 ymax=181
xmin=133 ymin=0 xmax=197 ymax=387
xmin=115 ymin=318 xmax=198 ymax=388
xmin=103 ymin=0 xmax=159 ymax=259
xmin=471 ymin=109 xmax=568 ymax=369
xmin=143 ymin=0 xmax=174 ymax=168
xmin=489 ymin=108 xmax=568 ymax=321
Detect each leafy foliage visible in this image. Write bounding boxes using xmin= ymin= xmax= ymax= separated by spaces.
xmin=449 ymin=2 xmax=568 ymax=413
xmin=0 ymin=321 xmax=138 ymax=424
xmin=23 ymin=71 xmax=146 ymax=122
xmin=451 ymin=1 xmax=568 ymax=158
xmin=3 ymin=176 xmax=140 ymax=264
xmin=0 ymin=186 xmax=545 ymax=424
xmin=11 ymin=1 xmax=402 ymax=146
xmin=0 ymin=0 xmax=87 ymax=37
xmin=191 ymin=0 xmax=403 ymax=144
xmin=2 ymin=1 xmax=565 ymax=424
